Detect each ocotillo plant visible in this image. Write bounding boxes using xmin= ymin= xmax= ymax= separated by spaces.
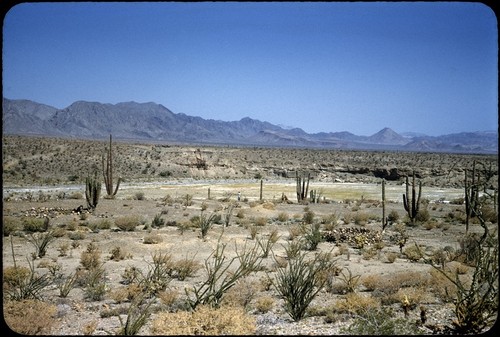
xmin=85 ymin=173 xmax=101 ymax=210
xmin=296 ymin=171 xmax=310 ymax=203
xmin=402 ymin=171 xmax=421 ymax=226
xmin=102 ymin=134 xmax=121 ymax=198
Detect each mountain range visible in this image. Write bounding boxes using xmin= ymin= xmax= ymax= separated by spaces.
xmin=2 ymin=98 xmax=497 ymax=154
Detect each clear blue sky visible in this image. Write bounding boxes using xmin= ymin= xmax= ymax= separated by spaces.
xmin=3 ymin=2 xmax=498 ymax=136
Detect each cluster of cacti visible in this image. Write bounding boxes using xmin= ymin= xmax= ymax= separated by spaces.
xmin=296 ymin=171 xmax=310 ymax=203
xmin=102 ymin=134 xmax=121 ymax=198
xmin=402 ymin=171 xmax=421 ymax=225
xmin=85 ymin=173 xmax=101 ymax=210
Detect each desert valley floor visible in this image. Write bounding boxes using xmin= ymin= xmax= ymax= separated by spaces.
xmin=2 ymin=135 xmax=498 ymax=335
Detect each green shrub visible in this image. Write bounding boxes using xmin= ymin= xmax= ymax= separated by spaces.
xmin=426 ymin=235 xmax=498 ymax=334
xmin=288 ymin=225 xmax=305 ymax=241
xmin=415 ymin=208 xmax=430 ymax=223
xmin=159 ymin=170 xmax=171 ymax=178
xmin=283 ymin=239 xmax=303 ymax=260
xmin=336 ymin=268 xmax=361 ymax=294
xmin=83 ymin=264 xmax=107 ymax=301
xmin=26 ymin=230 xmax=56 ymax=258
xmin=403 ymin=243 xmax=423 ymax=262
xmin=151 ymin=213 xmax=165 ymax=228
xmin=109 ymin=246 xmax=129 ymax=261
xmin=272 ymin=249 xmax=335 ymax=321
xmin=22 ymin=217 xmax=49 ymax=233
xmin=115 ymin=215 xmax=141 ymax=231
xmin=186 ymin=241 xmax=261 ymax=309
xmin=249 ymin=225 xmax=258 ymax=240
xmin=3 ymin=216 xmax=20 ymax=236
xmin=304 ymin=223 xmax=322 ymax=251
xmin=68 ymin=231 xmax=86 ymax=240
xmin=118 ymin=295 xmax=154 ymax=335
xmin=172 ymin=256 xmax=201 ymax=281
xmin=257 ymin=229 xmax=279 ymax=258
xmin=137 ymin=251 xmax=174 ymax=296
xmin=303 ymin=210 xmax=315 ymax=224
xmin=121 ymin=266 xmax=140 ymax=285
xmin=387 ymin=210 xmax=400 ymax=222
xmin=340 ymin=307 xmax=422 ymax=335
xmin=96 ymin=219 xmax=112 ymax=230
xmin=3 ymin=262 xmax=52 ymax=301
xmin=193 ymin=211 xmax=218 ymax=240
xmin=56 ymin=272 xmax=78 ymax=298
xmin=321 ymin=213 xmax=338 ymax=231
xmin=80 ymin=242 xmax=101 ymax=270
xmin=134 ymin=191 xmax=145 ymax=200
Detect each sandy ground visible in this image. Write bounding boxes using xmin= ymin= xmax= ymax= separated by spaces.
xmin=2 ymin=179 xmax=495 ymax=335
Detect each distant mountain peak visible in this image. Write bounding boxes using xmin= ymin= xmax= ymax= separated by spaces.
xmin=2 ymin=98 xmax=497 ymax=154
xmin=368 ymin=127 xmax=408 ymax=145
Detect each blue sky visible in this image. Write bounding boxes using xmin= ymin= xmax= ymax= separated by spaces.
xmin=3 ymin=2 xmax=498 ymax=136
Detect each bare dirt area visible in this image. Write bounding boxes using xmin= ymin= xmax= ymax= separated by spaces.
xmin=2 ymin=135 xmax=498 ymax=335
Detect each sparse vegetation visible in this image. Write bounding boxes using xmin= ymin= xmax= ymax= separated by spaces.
xmin=151 ymin=305 xmax=256 ymax=335
xmin=272 ymin=249 xmax=335 ymax=321
xmin=186 ymin=240 xmax=262 ymax=309
xmin=1 ymin=135 xmax=497 ymax=334
xmin=115 ymin=215 xmax=141 ymax=231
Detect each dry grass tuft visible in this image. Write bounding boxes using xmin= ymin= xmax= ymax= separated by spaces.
xmin=261 ymin=202 xmax=275 ymax=210
xmin=254 ymin=295 xmax=275 ymax=313
xmin=4 ymin=299 xmax=58 ymax=334
xmin=334 ymin=292 xmax=381 ymax=315
xmin=115 ymin=215 xmax=141 ymax=231
xmin=151 ymin=305 xmax=256 ymax=335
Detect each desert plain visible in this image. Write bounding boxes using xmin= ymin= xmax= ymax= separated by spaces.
xmin=2 ymin=135 xmax=498 ymax=335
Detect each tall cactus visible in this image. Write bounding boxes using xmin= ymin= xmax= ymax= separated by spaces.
xmin=464 ymin=160 xmax=478 ymax=234
xmin=310 ymin=190 xmax=317 ymax=204
xmin=382 ymin=179 xmax=388 ymax=231
xmin=260 ymin=179 xmax=263 ymax=201
xmin=102 ymin=134 xmax=121 ymax=198
xmin=85 ymin=173 xmax=101 ymax=210
xmin=296 ymin=171 xmax=310 ymax=203
xmin=402 ymin=171 xmax=421 ymax=225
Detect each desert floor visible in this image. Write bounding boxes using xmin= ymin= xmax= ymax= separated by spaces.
xmin=2 ymin=136 xmax=498 ymax=335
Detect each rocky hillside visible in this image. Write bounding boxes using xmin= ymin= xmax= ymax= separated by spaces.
xmin=3 ymin=98 xmax=497 ymax=153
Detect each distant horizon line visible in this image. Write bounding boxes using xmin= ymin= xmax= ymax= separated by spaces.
xmin=3 ymin=96 xmax=498 ymax=138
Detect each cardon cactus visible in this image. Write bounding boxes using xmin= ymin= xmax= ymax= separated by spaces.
xmin=85 ymin=174 xmax=101 ymax=210
xmin=296 ymin=171 xmax=310 ymax=203
xmin=402 ymin=171 xmax=421 ymax=225
xmin=102 ymin=134 xmax=121 ymax=198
